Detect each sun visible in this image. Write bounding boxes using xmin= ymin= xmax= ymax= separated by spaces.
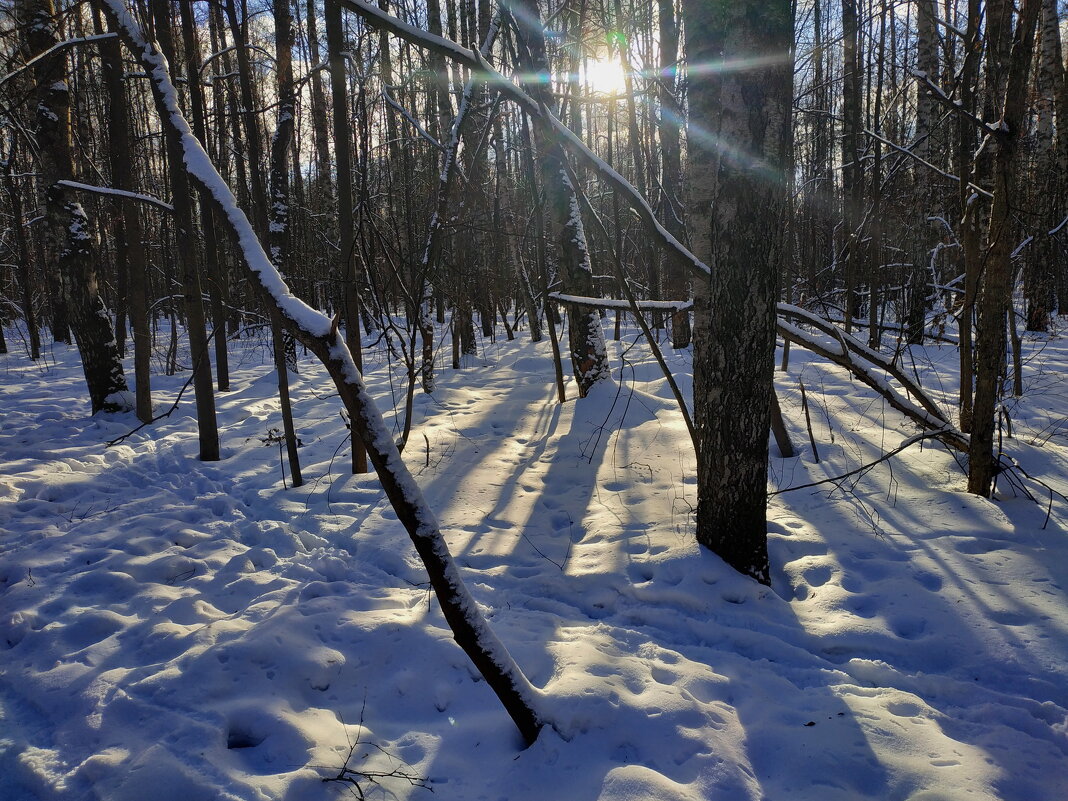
xmin=583 ymin=56 xmax=628 ymax=96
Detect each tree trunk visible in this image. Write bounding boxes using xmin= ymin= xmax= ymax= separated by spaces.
xmin=686 ymin=0 xmax=793 ymax=585
xmin=99 ymin=11 xmax=151 ymax=421
xmin=151 ymin=0 xmax=220 ymax=459
xmin=179 ymin=0 xmax=231 ymax=393
xmin=957 ymin=0 xmax=982 ymax=432
xmin=3 ymin=143 xmax=41 ymax=361
xmin=908 ymin=0 xmax=939 ymax=344
xmin=304 ymin=0 xmax=334 ymax=192
xmin=841 ymin=0 xmax=863 ymax=331
xmin=19 ymin=0 xmax=130 ymax=413
xmin=270 ymin=0 xmax=304 ymax=487
xmin=327 ymin=0 xmax=369 ymax=472
xmin=1025 ymin=0 xmax=1063 ymax=331
xmin=968 ymin=0 xmax=1040 ymax=496
xmin=657 ymin=0 xmax=689 ymax=348
xmin=508 ymin=0 xmax=609 ymax=397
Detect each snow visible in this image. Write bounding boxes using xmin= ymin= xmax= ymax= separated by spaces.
xmin=55 ymin=181 xmax=175 ymax=213
xmin=0 ymin=35 xmax=117 ymax=91
xmin=2 ymin=320 xmax=1066 ymax=801
xmin=549 ymin=292 xmax=693 ymax=311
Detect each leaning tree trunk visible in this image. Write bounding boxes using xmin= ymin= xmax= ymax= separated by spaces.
xmin=686 ymin=0 xmax=793 ymax=585
xmin=18 ymin=0 xmax=129 ymax=413
xmin=98 ymin=0 xmax=545 ymax=744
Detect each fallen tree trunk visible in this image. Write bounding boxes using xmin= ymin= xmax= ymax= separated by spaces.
xmin=552 ymin=293 xmax=969 ymax=454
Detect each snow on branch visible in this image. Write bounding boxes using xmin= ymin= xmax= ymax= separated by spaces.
xmin=776 ymin=309 xmax=968 ymax=453
xmin=862 ymin=129 xmax=992 ymax=198
xmin=777 ymin=304 xmax=950 ymax=424
xmin=542 ymin=290 xmax=964 ymax=452
xmin=0 ymin=33 xmax=118 ymax=90
xmin=56 ymin=180 xmax=174 ymax=212
xmin=549 ymin=292 xmax=693 ymax=312
xmin=934 ymin=16 xmax=967 ymax=39
xmin=909 ymin=68 xmax=999 ymax=134
xmin=382 ymin=89 xmax=442 ymax=150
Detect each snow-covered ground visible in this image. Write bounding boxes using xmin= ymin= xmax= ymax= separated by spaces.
xmin=1 ymin=321 xmax=1066 ymax=801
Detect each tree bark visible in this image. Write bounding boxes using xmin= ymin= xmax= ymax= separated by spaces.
xmin=179 ymin=0 xmax=231 ymax=393
xmin=841 ymin=0 xmax=864 ymax=331
xmin=908 ymin=0 xmax=940 ymax=344
xmin=1025 ymin=0 xmax=1063 ymax=331
xmin=685 ymin=0 xmax=793 ymax=584
xmin=957 ymin=0 xmax=982 ymax=432
xmin=2 ymin=142 xmax=41 ymax=361
xmin=151 ymin=0 xmax=220 ymax=459
xmin=657 ymin=0 xmax=689 ymax=348
xmin=99 ymin=11 xmax=151 ymax=421
xmin=968 ymin=0 xmax=1040 ymax=496
xmin=508 ymin=0 xmax=610 ymax=397
xmin=270 ymin=0 xmax=304 ymax=487
xmin=304 ymin=0 xmax=334 ymax=192
xmin=327 ymin=0 xmax=369 ymax=472
xmin=19 ymin=0 xmax=130 ymax=413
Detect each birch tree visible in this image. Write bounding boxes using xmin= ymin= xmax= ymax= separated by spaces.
xmin=97 ymin=0 xmax=545 ymax=745
xmin=17 ymin=0 xmax=130 ymax=413
xmin=685 ymin=0 xmax=793 ymax=584
xmin=508 ymin=0 xmax=610 ymax=398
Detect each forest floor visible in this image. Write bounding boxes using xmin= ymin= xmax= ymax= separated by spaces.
xmin=1 ymin=319 xmax=1067 ymax=801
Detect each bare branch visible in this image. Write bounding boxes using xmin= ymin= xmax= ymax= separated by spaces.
xmin=0 ymin=33 xmax=118 ymax=90
xmin=770 ymin=431 xmax=951 ymax=495
xmin=909 ymin=68 xmax=998 ymax=134
xmin=336 ymin=0 xmax=711 ymax=279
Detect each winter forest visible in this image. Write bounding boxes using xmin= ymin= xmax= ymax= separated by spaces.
xmin=1 ymin=0 xmax=1067 ymax=798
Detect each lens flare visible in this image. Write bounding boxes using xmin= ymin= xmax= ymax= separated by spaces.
xmin=583 ymin=57 xmax=627 ymax=95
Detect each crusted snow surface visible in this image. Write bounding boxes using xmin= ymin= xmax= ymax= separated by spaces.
xmin=2 ymin=321 xmax=1066 ymax=800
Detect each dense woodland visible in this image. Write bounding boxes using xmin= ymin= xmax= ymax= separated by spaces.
xmin=1 ymin=0 xmax=1067 ymax=742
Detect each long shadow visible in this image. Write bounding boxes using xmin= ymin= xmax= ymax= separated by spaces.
xmin=765 ymin=429 xmax=1068 ymax=801
xmin=834 ymin=479 xmax=1068 ymax=797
